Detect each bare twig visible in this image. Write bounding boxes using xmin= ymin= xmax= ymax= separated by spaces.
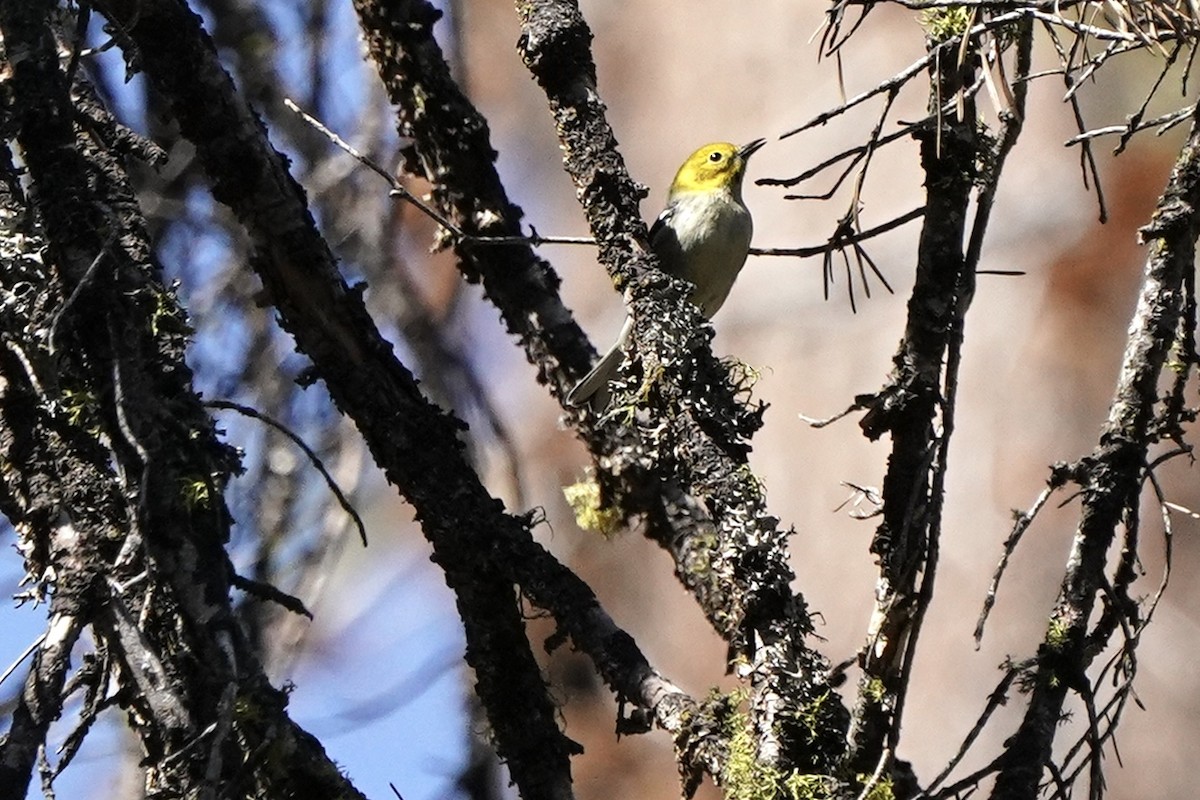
xmin=1043 ymin=21 xmax=1109 ymax=222
xmin=974 ymin=478 xmax=1060 ymax=645
xmin=916 ymin=666 xmax=1022 ymax=798
xmin=751 ymin=207 xmax=925 ymax=259
xmin=285 ymin=97 xmax=595 ymax=250
xmin=1065 ymin=104 xmax=1198 ymax=145
xmin=0 ymin=634 xmax=47 ymax=689
xmin=207 ymin=399 xmax=369 ymax=547
xmin=800 ymin=402 xmax=868 ymax=428
xmin=1113 ymin=42 xmax=1184 ymax=155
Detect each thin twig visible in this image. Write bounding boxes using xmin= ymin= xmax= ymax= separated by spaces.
xmin=975 ymin=480 xmax=1058 ymax=645
xmin=799 ymin=402 xmax=866 ymax=428
xmin=0 ymin=633 xmax=47 ymax=688
xmin=916 ymin=666 xmax=1022 ymax=797
xmin=1065 ymin=105 xmax=1196 ymax=146
xmin=49 ymin=226 xmax=119 ymax=356
xmin=854 ymin=748 xmax=892 ymax=800
xmin=1043 ymin=22 xmax=1109 ymax=222
xmin=207 ymin=399 xmax=369 ymax=546
xmin=1114 ymin=42 xmax=1183 ymax=155
xmin=1030 ymin=8 xmax=1140 ymax=41
xmin=751 ymin=207 xmax=926 ymax=259
xmin=284 ymin=98 xmax=595 ymax=249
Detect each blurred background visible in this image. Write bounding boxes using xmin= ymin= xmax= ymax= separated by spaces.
xmin=3 ymin=1 xmax=1198 ymax=798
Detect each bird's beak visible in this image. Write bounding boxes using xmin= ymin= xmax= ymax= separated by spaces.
xmin=739 ymin=138 xmax=767 ymax=160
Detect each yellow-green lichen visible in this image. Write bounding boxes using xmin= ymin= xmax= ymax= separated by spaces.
xmin=562 ymin=478 xmax=622 ymax=537
xmin=734 ymin=462 xmax=768 ymax=502
xmin=863 ymin=677 xmax=887 ymax=704
xmin=180 ymin=476 xmax=213 ymax=511
xmin=782 ymin=772 xmax=837 ymax=800
xmin=725 ymin=358 xmax=763 ymax=399
xmin=855 ymin=772 xmax=896 ymax=800
xmin=636 ymin=361 xmax=665 ymax=407
xmin=681 ymin=527 xmax=719 ymax=579
xmin=723 ymin=707 xmax=782 ymax=800
xmin=793 ymin=691 xmax=833 ymax=744
xmin=1046 ymin=617 xmax=1071 ymax=650
xmin=149 ymin=286 xmax=192 ymax=338
xmin=60 ymin=388 xmax=98 ymax=429
xmin=718 ymin=691 xmax=841 ymax=800
xmin=920 ymin=6 xmax=973 ymax=42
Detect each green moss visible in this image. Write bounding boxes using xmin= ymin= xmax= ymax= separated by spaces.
xmin=562 ymin=478 xmax=622 ymax=536
xmin=723 ymin=707 xmax=782 ymax=800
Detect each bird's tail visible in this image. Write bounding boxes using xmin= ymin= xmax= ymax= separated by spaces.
xmin=566 ymin=317 xmax=633 ymax=410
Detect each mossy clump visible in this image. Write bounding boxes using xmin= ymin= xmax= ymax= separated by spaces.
xmin=721 ymin=692 xmax=841 ymax=800
xmin=723 ymin=705 xmax=782 ymax=800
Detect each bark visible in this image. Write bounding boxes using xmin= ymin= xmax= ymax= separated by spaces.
xmin=848 ymin=37 xmax=978 ymax=776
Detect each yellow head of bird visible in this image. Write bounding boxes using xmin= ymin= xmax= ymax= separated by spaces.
xmin=668 ymin=138 xmax=766 ymax=198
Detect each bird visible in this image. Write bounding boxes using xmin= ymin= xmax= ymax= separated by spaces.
xmin=566 ymin=138 xmax=765 ymax=410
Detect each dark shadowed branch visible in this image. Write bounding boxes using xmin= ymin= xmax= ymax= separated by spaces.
xmin=843 ymin=16 xmax=988 ymax=781
xmin=0 ymin=2 xmax=360 ymax=797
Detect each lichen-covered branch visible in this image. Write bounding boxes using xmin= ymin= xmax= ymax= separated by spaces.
xmin=513 ymin=0 xmax=847 ymax=785
xmin=86 ymin=2 xmax=733 ymax=797
xmin=348 ymin=16 xmax=839 ymax=780
xmin=990 ymin=100 xmax=1200 ymax=800
xmin=350 ymin=0 xmax=595 ymax=397
xmin=93 ymin=1 xmax=583 ymax=797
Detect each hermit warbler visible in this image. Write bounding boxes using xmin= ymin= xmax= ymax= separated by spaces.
xmin=567 ymin=138 xmax=765 ymax=409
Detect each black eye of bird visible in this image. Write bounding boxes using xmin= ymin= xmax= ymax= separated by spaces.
xmin=708 ymin=151 xmax=723 ymax=163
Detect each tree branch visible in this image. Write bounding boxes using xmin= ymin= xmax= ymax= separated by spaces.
xmin=101 ymin=2 xmax=582 ymax=797
xmin=350 ymin=0 xmax=595 ymax=398
xmin=990 ymin=99 xmax=1200 ymax=800
xmin=513 ymin=0 xmax=847 ymax=783
xmin=847 ymin=28 xmax=981 ymax=778
xmin=0 ymin=2 xmax=366 ymax=796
